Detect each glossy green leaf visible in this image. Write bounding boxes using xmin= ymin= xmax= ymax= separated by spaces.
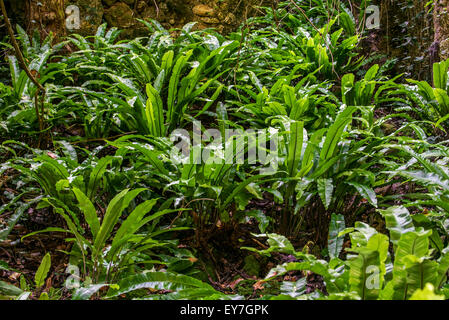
xmin=35 ymin=253 xmax=51 ymax=288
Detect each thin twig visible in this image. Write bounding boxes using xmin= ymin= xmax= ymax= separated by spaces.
xmin=0 ymin=0 xmax=44 ymax=92
xmin=288 ymin=0 xmax=338 ymax=78
xmin=0 ymin=0 xmax=46 ymax=146
xmin=152 ymin=0 xmax=159 ymax=17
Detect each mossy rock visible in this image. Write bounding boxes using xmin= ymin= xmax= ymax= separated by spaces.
xmin=235 ymin=279 xmax=281 ymax=298
xmin=235 ymin=279 xmax=256 ymax=297
xmin=243 ymin=255 xmax=260 ymax=277
xmin=104 ymin=2 xmax=135 ymax=29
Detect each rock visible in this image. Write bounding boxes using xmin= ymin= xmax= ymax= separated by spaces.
xmin=192 ymin=4 xmax=215 ymax=17
xmin=224 ymin=13 xmax=236 ymax=25
xmin=167 ymin=0 xmax=188 ymax=14
xmin=195 ymin=22 xmax=208 ymax=31
xmin=243 ymin=255 xmax=260 ymax=277
xmin=43 ymin=11 xmax=57 ymax=22
xmin=104 ymin=2 xmax=135 ymax=29
xmin=200 ymin=17 xmax=220 ymax=24
xmin=216 ymin=24 xmax=225 ymax=33
xmin=219 ymin=1 xmax=230 ymax=11
xmin=102 ymin=0 xmax=117 ymax=7
xmin=159 ymin=2 xmax=168 ymax=11
xmin=136 ymin=1 xmax=147 ymax=12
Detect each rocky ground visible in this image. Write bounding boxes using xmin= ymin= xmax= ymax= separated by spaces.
xmin=6 ymin=0 xmax=273 ymax=38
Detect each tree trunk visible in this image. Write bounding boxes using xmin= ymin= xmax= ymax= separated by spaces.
xmin=434 ymin=0 xmax=449 ymax=60
xmin=26 ymin=0 xmax=66 ymax=39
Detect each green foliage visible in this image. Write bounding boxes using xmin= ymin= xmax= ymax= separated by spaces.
xmin=247 ymin=206 xmax=449 ymax=300
xmin=1 ymin=0 xmax=449 ymax=301
xmin=34 ymin=253 xmax=51 ymax=288
xmin=40 ymin=187 xmax=182 ymax=285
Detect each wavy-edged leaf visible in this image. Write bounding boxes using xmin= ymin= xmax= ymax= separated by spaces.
xmin=73 ymin=188 xmax=100 ymax=239
xmin=318 ymin=178 xmax=333 ymax=209
xmin=106 ymin=272 xmax=216 ymax=298
xmin=378 ymin=206 xmax=415 ymax=246
xmin=319 ymin=106 xmax=356 ymax=162
xmin=72 ymin=284 xmax=109 ymax=300
xmin=35 ymin=253 xmax=51 ymax=288
xmin=0 ymin=281 xmax=23 ymax=297
xmin=93 ymin=188 xmax=146 ymax=253
xmin=348 ymin=248 xmax=380 ymax=300
xmin=346 ymin=181 xmax=377 ymax=208
xmin=328 ymin=213 xmax=345 ymax=259
xmin=287 ymin=121 xmax=304 ymax=177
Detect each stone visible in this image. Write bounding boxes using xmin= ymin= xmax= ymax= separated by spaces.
xmin=102 ymin=0 xmax=117 ymax=7
xmin=104 ymin=2 xmax=135 ymax=29
xmin=136 ymin=1 xmax=147 ymax=12
xmin=195 ymin=22 xmax=208 ymax=30
xmin=43 ymin=11 xmax=57 ymax=22
xmin=243 ymin=255 xmax=260 ymax=277
xmin=192 ymin=4 xmax=215 ymax=17
xmin=200 ymin=17 xmax=220 ymax=24
xmin=159 ymin=2 xmax=168 ymax=11
xmin=219 ymin=1 xmax=230 ymax=11
xmin=216 ymin=24 xmax=225 ymax=33
xmin=224 ymin=13 xmax=236 ymax=25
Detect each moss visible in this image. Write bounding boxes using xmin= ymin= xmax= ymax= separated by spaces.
xmin=235 ymin=279 xmax=281 ymax=298
xmin=243 ymin=255 xmax=260 ymax=277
